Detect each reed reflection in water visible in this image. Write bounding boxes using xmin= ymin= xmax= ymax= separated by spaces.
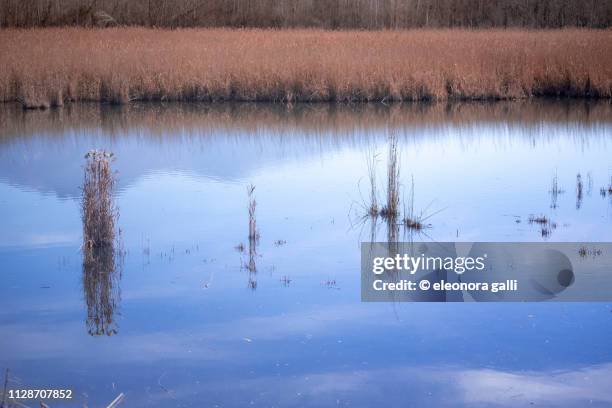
xmin=246 ymin=184 xmax=259 ymax=289
xmin=81 ymin=150 xmax=122 ymax=336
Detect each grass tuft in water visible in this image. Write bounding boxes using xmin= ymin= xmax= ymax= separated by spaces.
xmin=81 ymin=150 xmax=122 ymax=336
xmin=380 ymin=132 xmax=400 ymax=220
xmin=82 ymin=150 xmax=117 ymax=249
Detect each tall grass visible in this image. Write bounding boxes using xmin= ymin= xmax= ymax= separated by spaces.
xmin=1 ymin=28 xmax=611 ymax=107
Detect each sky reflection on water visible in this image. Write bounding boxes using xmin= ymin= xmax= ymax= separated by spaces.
xmin=0 ymin=102 xmax=611 ymax=407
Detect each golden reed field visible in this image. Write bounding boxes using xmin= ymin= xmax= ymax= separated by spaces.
xmin=1 ymin=28 xmax=612 ymax=107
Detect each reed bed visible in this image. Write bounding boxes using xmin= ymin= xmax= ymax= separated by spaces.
xmin=1 ymin=28 xmax=612 ymax=107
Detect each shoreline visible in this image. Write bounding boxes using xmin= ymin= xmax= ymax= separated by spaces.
xmin=2 ymin=28 xmax=611 ymax=108
xmin=3 ymin=99 xmax=612 ymax=139
xmin=4 ymin=93 xmax=612 ymax=111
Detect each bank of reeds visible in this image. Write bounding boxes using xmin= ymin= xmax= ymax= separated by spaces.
xmin=1 ymin=28 xmax=612 ymax=107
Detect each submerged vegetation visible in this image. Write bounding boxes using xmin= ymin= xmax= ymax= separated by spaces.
xmin=1 ymin=28 xmax=612 ymax=107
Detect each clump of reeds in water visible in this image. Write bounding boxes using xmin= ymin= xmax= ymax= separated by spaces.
xmin=82 ymin=150 xmax=117 ymax=249
xmin=362 ymin=134 xmax=400 ymax=219
xmin=244 ymin=184 xmax=259 ymax=288
xmin=601 ymin=177 xmax=612 ymax=197
xmin=81 ymin=150 xmax=121 ymax=336
xmin=402 ymin=175 xmax=422 ymax=231
xmin=362 ymin=134 xmax=400 ymax=242
xmin=247 ymin=184 xmax=259 ymax=244
xmin=365 ymin=149 xmax=379 ymax=217
xmin=549 ymin=172 xmax=564 ymax=209
xmin=360 ymin=134 xmax=434 ymax=239
xmin=528 ymin=215 xmax=550 ymax=225
xmin=528 ymin=214 xmax=557 ymax=238
xmin=576 ymin=173 xmax=583 ymax=209
xmin=380 ymin=133 xmax=400 ymax=220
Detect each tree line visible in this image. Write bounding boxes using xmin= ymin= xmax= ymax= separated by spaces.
xmin=2 ymin=0 xmax=612 ymax=28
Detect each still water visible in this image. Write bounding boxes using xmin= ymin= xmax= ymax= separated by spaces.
xmin=0 ymin=102 xmax=611 ymax=407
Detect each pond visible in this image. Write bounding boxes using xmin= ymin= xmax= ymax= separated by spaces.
xmin=0 ymin=101 xmax=611 ymax=407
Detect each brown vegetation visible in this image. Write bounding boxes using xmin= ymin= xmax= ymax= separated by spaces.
xmin=2 ymin=0 xmax=611 ymax=29
xmin=380 ymin=133 xmax=400 ymax=219
xmin=81 ymin=150 xmax=121 ymax=336
xmin=82 ymin=150 xmax=117 ymax=248
xmin=247 ymin=184 xmax=259 ymax=243
xmin=1 ymin=28 xmax=612 ymax=106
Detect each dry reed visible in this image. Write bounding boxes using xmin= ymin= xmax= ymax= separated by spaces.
xmin=576 ymin=173 xmax=583 ymax=209
xmin=247 ymin=184 xmax=259 ymax=243
xmin=1 ymin=28 xmax=612 ymax=107
xmin=244 ymin=184 xmax=258 ymax=283
xmin=403 ymin=176 xmax=426 ymax=231
xmin=82 ymin=150 xmax=117 ymax=248
xmin=365 ymin=149 xmax=379 ymax=217
xmin=380 ymin=133 xmax=400 ymax=219
xmin=549 ymin=172 xmax=564 ymax=209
